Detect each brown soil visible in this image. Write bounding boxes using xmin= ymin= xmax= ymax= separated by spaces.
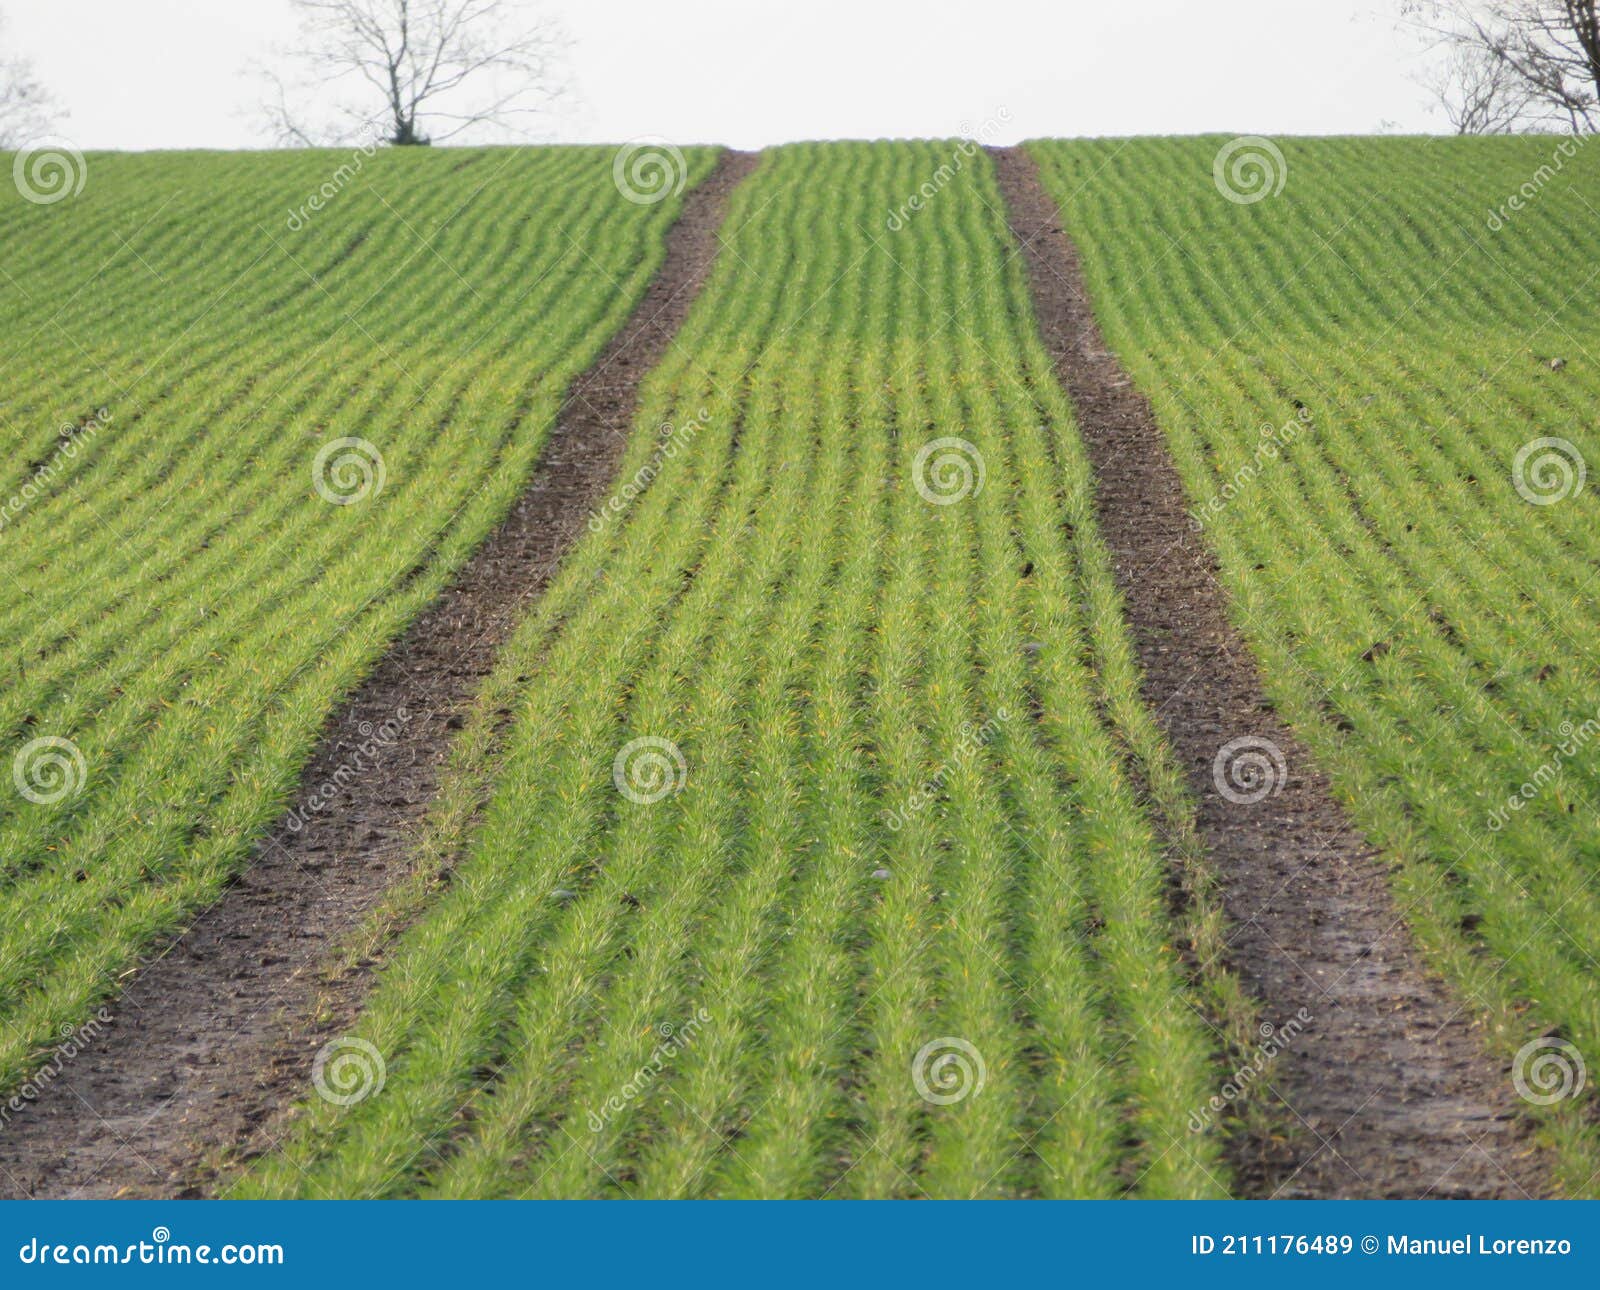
xmin=0 ymin=149 xmax=759 ymax=1200
xmin=989 ymin=146 xmax=1549 ymax=1199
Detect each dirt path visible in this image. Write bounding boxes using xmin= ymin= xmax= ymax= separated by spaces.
xmin=989 ymin=146 xmax=1548 ymax=1198
xmin=0 ymin=150 xmax=759 ymax=1200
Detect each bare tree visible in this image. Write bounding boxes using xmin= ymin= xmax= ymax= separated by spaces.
xmin=264 ymin=0 xmax=568 ymax=147
xmin=1427 ymin=41 xmax=1535 ymax=130
xmin=1404 ymin=2 xmax=1600 ymax=132
xmin=0 ymin=11 xmax=60 ymax=147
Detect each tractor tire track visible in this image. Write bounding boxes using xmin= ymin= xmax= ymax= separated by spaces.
xmin=0 ymin=149 xmax=759 ymax=1200
xmin=989 ymin=145 xmax=1549 ymax=1198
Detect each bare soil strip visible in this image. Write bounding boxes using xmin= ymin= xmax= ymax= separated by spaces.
xmin=989 ymin=146 xmax=1548 ymax=1198
xmin=0 ymin=150 xmax=759 ymax=1200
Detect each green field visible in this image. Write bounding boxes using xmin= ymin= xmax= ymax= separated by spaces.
xmin=5 ymin=134 xmax=1598 ymax=1199
xmin=0 ymin=145 xmax=715 ymax=1095
xmin=1031 ymin=135 xmax=1600 ymax=1183
xmin=236 ymin=141 xmax=1231 ymax=1200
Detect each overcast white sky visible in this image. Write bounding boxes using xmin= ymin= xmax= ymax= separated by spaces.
xmin=6 ymin=0 xmax=1444 ymax=150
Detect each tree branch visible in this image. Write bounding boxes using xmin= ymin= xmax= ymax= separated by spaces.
xmin=260 ymin=0 xmax=569 ymax=147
